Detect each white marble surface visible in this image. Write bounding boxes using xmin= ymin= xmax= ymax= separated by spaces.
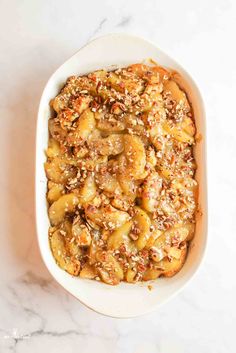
xmin=0 ymin=0 xmax=235 ymax=351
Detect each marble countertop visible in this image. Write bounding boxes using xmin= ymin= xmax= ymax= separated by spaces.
xmin=0 ymin=0 xmax=235 ymax=352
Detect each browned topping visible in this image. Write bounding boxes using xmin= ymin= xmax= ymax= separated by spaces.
xmin=46 ymin=62 xmax=197 ymax=285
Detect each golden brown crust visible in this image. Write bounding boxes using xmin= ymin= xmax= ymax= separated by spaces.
xmin=45 ymin=63 xmax=197 ymax=285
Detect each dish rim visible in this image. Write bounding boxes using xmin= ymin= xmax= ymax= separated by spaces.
xmin=35 ymin=33 xmax=208 ymax=318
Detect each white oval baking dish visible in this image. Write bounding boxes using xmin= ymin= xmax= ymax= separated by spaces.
xmin=36 ymin=33 xmax=207 ymax=318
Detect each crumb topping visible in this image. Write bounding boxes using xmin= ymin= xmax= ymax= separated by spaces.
xmin=45 ymin=62 xmax=198 ymax=285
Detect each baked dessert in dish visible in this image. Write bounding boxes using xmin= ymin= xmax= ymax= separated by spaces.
xmin=45 ymin=62 xmax=197 ymax=285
